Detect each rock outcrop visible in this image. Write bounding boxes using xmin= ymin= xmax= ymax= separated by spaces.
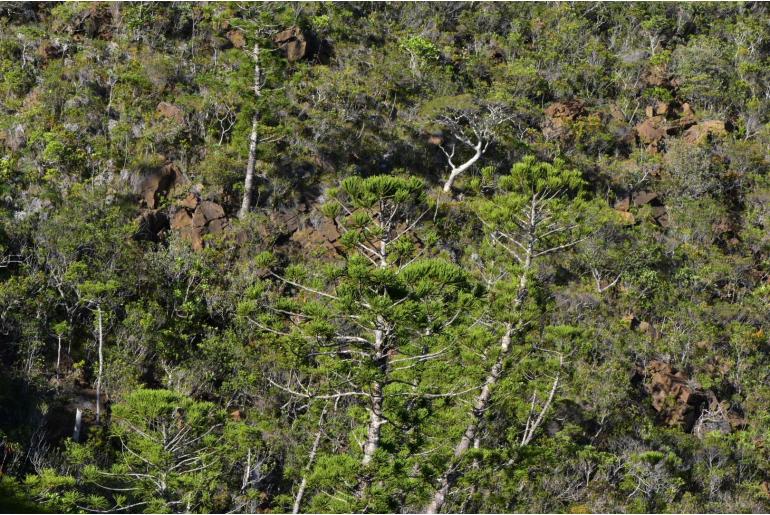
xmin=273 ymin=26 xmax=333 ymax=64
xmin=138 ymin=161 xmax=182 ymax=209
xmin=1 ymin=124 xmax=27 ymax=152
xmin=290 ymin=215 xmax=343 ymax=259
xmin=542 ymin=100 xmax=585 ymax=141
xmin=633 ymin=101 xmax=698 ymax=151
xmin=156 ymin=102 xmax=185 ymax=125
xmin=682 ymin=120 xmax=728 ymax=145
xmin=614 ymin=189 xmax=669 ymax=228
xmin=134 ymin=209 xmax=169 ymax=242
xmin=642 ymin=360 xmax=706 ymax=432
xmin=170 ymin=194 xmax=229 ymax=251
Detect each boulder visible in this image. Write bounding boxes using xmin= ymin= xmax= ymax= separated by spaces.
xmin=542 ymin=100 xmax=585 ymax=140
xmin=2 ymin=124 xmax=26 ymax=152
xmin=645 ymin=101 xmax=670 ymax=118
xmin=291 ymin=215 xmax=343 ymax=259
xmin=156 ymin=102 xmax=185 ymax=125
xmin=226 ymin=29 xmax=246 ymax=49
xmin=632 ymin=190 xmax=659 ymax=207
xmin=169 ymin=200 xmax=230 ymax=251
xmin=273 ymin=26 xmax=332 ymax=64
xmin=635 ymin=115 xmax=667 ymax=147
xmin=274 ymin=26 xmax=308 ymax=62
xmin=139 ymin=162 xmax=181 ymax=209
xmin=682 ymin=120 xmax=728 ymax=145
xmin=178 ymin=192 xmax=200 ymax=210
xmin=643 ymin=360 xmax=706 ymax=432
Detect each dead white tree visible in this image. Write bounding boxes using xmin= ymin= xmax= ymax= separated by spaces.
xmin=438 ymin=104 xmax=510 ymax=193
xmin=238 ymin=41 xmax=262 ymax=219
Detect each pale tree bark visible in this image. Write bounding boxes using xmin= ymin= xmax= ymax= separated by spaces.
xmin=73 ymin=408 xmax=82 ymax=443
xmin=441 ymin=141 xmax=484 ymax=193
xmin=293 ymin=405 xmax=328 ymax=514
xmin=438 ymin=105 xmax=510 ymax=193
xmin=425 ymin=189 xmax=580 ymax=513
xmin=95 ymin=305 xmax=104 ymax=423
xmin=357 ymin=320 xmax=389 ymax=499
xmin=239 ymin=42 xmax=261 ymax=219
xmin=56 ymin=333 xmax=62 ymax=379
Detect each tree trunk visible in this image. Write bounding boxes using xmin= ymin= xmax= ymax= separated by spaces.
xmin=425 ymin=323 xmax=512 ymax=514
xmin=293 ymin=407 xmax=327 ymax=514
xmin=425 ymin=257 xmax=531 ymax=513
xmin=442 ymin=143 xmax=483 ymax=193
xmin=238 ymin=42 xmax=261 ymax=219
xmin=361 ymin=378 xmax=384 ymax=468
xmin=73 ymin=408 xmax=82 ymax=443
xmin=56 ymin=334 xmax=62 ymax=379
xmin=358 ymin=323 xmax=388 ymax=499
xmin=95 ymin=305 xmax=103 ymax=424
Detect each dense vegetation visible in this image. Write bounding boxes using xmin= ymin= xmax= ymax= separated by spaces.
xmin=2 ymin=2 xmax=770 ymax=513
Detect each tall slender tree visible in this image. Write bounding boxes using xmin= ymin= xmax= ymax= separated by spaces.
xmin=424 ymin=156 xmax=593 ymax=513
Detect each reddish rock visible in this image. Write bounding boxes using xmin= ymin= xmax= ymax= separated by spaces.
xmin=645 ymin=101 xmax=670 ymax=119
xmin=291 ymin=216 xmax=342 ymax=259
xmin=635 ymin=115 xmax=667 ymax=147
xmin=178 ymin=192 xmax=200 ymax=210
xmin=682 ymin=120 xmax=728 ymax=145
xmin=156 ymin=102 xmax=185 ymax=125
xmin=643 ymin=360 xmax=706 ymax=431
xmin=632 ymin=190 xmax=659 ymax=207
xmin=170 ymin=194 xmax=230 ymax=251
xmin=171 ymin=209 xmax=193 ymax=230
xmin=274 ymin=26 xmax=308 ymax=62
xmin=542 ymin=100 xmax=585 ymax=140
xmin=226 ymin=29 xmax=246 ymax=49
xmin=614 ymin=196 xmax=630 ymax=212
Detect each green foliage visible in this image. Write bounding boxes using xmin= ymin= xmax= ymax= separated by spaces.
xmin=2 ymin=3 xmax=770 ymax=514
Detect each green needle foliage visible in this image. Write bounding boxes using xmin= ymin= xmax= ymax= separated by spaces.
xmin=2 ymin=3 xmax=770 ymax=514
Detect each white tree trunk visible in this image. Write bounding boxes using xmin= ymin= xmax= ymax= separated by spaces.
xmin=96 ymin=305 xmax=103 ymax=424
xmin=425 ymin=256 xmax=531 ymax=514
xmin=358 ymin=323 xmax=388 ymax=499
xmin=73 ymin=408 xmax=82 ymax=443
xmin=293 ymin=408 xmax=327 ymax=514
xmin=56 ymin=334 xmax=62 ymax=379
xmin=442 ymin=143 xmax=483 ymax=193
xmin=425 ymin=323 xmax=512 ymax=514
xmin=238 ymin=42 xmax=261 ymax=219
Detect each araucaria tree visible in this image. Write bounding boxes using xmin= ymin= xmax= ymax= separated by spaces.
xmin=424 ymin=156 xmax=598 ymax=513
xmin=251 ymin=175 xmax=474 ymax=510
